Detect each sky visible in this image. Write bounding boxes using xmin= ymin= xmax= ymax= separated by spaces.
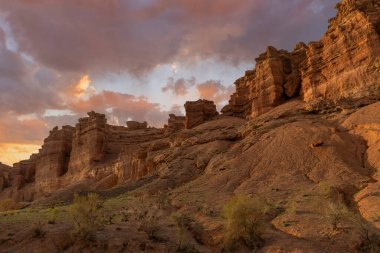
xmin=0 ymin=0 xmax=339 ymax=166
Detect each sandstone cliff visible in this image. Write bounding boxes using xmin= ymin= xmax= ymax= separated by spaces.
xmin=0 ymin=1 xmax=380 ymax=252
xmin=223 ymin=0 xmax=380 ymax=118
xmin=0 ymin=101 xmax=219 ymax=201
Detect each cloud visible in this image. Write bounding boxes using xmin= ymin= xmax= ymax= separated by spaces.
xmin=70 ymin=75 xmax=92 ymax=98
xmin=0 ymin=143 xmax=40 ymax=166
xmin=0 ymin=26 xmax=82 ymax=116
xmin=0 ymin=0 xmax=339 ymax=75
xmin=161 ymin=77 xmax=196 ymax=96
xmin=196 ymin=80 xmax=234 ymax=109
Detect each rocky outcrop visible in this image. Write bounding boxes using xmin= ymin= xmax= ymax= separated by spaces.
xmin=302 ymin=0 xmax=380 ymax=103
xmin=343 ymin=102 xmax=380 ymax=228
xmin=185 ymin=100 xmax=219 ymax=129
xmin=126 ymin=121 xmax=148 ymax=130
xmin=34 ymin=126 xmax=74 ymax=195
xmin=0 ymin=163 xmax=10 ymax=191
xmin=165 ymin=114 xmax=186 ymax=133
xmin=13 ymin=157 xmax=37 ymax=183
xmin=69 ymin=111 xmax=107 ymax=173
xmin=0 ymin=111 xmax=167 ymax=199
xmin=224 ymin=0 xmax=380 ymax=118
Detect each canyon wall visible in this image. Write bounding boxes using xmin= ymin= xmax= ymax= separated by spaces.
xmin=0 ymin=100 xmax=219 ymax=201
xmin=0 ymin=0 xmax=379 ymax=203
xmin=223 ymin=0 xmax=380 ymax=118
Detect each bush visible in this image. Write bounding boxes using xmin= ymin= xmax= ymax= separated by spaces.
xmin=323 ymin=200 xmax=349 ymax=230
xmin=47 ymin=207 xmax=59 ymax=224
xmin=222 ymin=195 xmax=268 ymax=252
xmin=0 ymin=199 xmax=18 ymax=212
xmin=172 ymin=212 xmax=192 ymax=250
xmin=69 ymin=193 xmax=105 ymax=240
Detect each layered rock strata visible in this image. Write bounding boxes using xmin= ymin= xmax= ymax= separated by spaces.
xmin=165 ymin=114 xmax=186 ymax=133
xmin=126 ymin=121 xmax=148 ymax=130
xmin=224 ymin=0 xmax=380 ymax=118
xmin=184 ymin=99 xmax=219 ymax=129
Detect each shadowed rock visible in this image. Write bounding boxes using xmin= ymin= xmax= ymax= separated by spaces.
xmin=184 ymin=99 xmax=219 ymax=129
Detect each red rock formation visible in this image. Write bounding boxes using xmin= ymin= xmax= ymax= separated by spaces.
xmin=35 ymin=126 xmax=74 ymax=195
xmin=165 ymin=114 xmax=186 ymax=133
xmin=0 ymin=163 xmax=10 ymax=191
xmin=126 ymin=121 xmax=148 ymax=130
xmin=70 ymin=111 xmax=107 ymax=166
xmin=0 ymin=111 xmax=169 ymax=198
xmin=184 ymin=99 xmax=219 ymax=129
xmin=224 ymin=0 xmax=380 ymax=118
xmin=301 ymin=0 xmax=380 ymax=103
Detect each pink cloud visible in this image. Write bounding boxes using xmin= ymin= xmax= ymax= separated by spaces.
xmin=0 ymin=0 xmax=339 ymax=75
xmin=196 ymin=80 xmax=234 ymax=109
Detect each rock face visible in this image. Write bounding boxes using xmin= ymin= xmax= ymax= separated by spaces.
xmin=126 ymin=121 xmax=148 ymax=130
xmin=342 ymin=102 xmax=380 ymax=228
xmin=165 ymin=114 xmax=186 ymax=133
xmin=184 ymin=99 xmax=219 ymax=129
xmin=0 ymin=98 xmax=221 ymax=200
xmin=0 ymin=163 xmax=11 ymax=191
xmin=35 ymin=126 xmax=74 ymax=195
xmin=0 ymin=111 xmax=167 ymax=199
xmin=224 ymin=0 xmax=380 ymax=118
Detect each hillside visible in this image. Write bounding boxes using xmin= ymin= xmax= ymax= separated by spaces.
xmin=0 ymin=0 xmax=379 ymax=252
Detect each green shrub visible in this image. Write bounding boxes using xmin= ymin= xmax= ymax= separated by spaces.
xmin=222 ymin=195 xmax=268 ymax=252
xmin=47 ymin=207 xmax=59 ymax=224
xmin=318 ymin=181 xmax=334 ymax=198
xmin=69 ymin=193 xmax=105 ymax=240
xmin=0 ymin=199 xmax=18 ymax=212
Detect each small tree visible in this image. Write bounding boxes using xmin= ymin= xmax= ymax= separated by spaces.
xmin=69 ymin=193 xmax=105 ymax=240
xmin=222 ymin=195 xmax=268 ymax=252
